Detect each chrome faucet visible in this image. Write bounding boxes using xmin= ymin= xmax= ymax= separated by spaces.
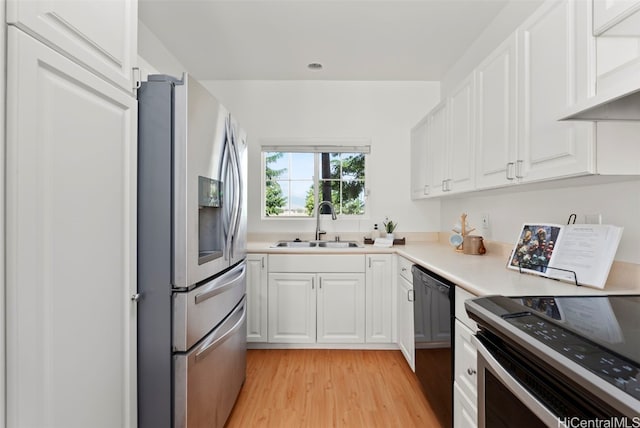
xmin=315 ymin=201 xmax=337 ymax=240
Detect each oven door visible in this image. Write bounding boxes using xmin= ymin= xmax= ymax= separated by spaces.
xmin=475 ymin=337 xmax=557 ymax=428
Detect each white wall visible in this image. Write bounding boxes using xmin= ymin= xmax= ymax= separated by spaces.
xmin=203 ymin=80 xmax=442 ymax=236
xmin=441 ymin=178 xmax=640 ymax=263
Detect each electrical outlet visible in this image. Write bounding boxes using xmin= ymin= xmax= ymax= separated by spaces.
xmin=584 ymin=214 xmax=602 ymax=224
xmin=481 ymin=213 xmax=490 ymax=229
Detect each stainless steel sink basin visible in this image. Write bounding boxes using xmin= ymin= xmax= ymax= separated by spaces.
xmin=271 ymin=241 xmax=316 ymax=248
xmin=316 ymin=241 xmax=361 ymax=248
xmin=271 ymin=240 xmax=362 ymax=248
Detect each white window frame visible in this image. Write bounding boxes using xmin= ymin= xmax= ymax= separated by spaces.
xmin=261 ymin=143 xmax=370 ymax=220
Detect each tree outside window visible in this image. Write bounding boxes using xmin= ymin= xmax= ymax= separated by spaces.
xmin=264 ymin=149 xmax=367 ymax=217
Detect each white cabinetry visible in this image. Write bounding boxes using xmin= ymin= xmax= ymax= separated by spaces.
xmin=6 ymin=26 xmax=137 ymax=428
xmin=268 ymin=273 xmax=317 ymax=343
xmin=410 ymin=74 xmax=475 ymax=198
xmin=410 ymin=115 xmax=429 ymax=199
xmin=267 ymin=255 xmax=366 ymax=344
xmin=517 ymin=0 xmax=595 ymax=183
xmin=425 ymin=101 xmax=449 ymax=196
xmin=247 ymin=254 xmax=268 ymax=342
xmin=446 ymin=73 xmax=476 ymax=194
xmin=475 ymin=34 xmax=518 ymax=189
xmin=365 ymin=254 xmax=393 ymax=343
xmin=396 ymin=257 xmax=415 ymax=370
xmin=6 ymin=0 xmax=138 ymax=93
xmin=453 ymin=287 xmax=478 ymax=428
xmin=593 ymin=0 xmax=640 ymax=36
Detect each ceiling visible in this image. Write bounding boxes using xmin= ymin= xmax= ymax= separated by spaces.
xmin=139 ymin=0 xmax=513 ymax=81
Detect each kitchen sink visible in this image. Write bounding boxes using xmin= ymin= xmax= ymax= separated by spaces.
xmin=271 ymin=240 xmax=362 ymax=248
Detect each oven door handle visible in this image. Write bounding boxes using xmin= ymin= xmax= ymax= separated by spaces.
xmin=474 ymin=337 xmax=561 ymax=427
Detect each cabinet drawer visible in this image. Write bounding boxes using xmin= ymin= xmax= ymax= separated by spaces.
xmin=455 ymin=287 xmax=478 ymax=332
xmin=397 ymin=256 xmax=413 ymax=282
xmin=269 ymin=254 xmax=365 ymax=273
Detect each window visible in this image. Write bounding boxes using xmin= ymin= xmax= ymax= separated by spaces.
xmin=263 ymin=145 xmax=369 ymax=218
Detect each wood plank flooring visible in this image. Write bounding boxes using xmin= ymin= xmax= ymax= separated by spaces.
xmin=225 ymin=349 xmax=444 ymax=428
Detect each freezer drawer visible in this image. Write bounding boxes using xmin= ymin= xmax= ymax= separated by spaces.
xmin=174 ymin=295 xmax=247 ymax=428
xmin=173 ymin=261 xmax=246 ymax=351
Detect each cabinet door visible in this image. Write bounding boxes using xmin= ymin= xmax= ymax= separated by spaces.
xmin=365 ymin=254 xmax=393 ymax=343
xmin=454 ymin=382 xmax=477 ymax=428
xmin=6 ymin=27 xmax=137 ymax=428
xmin=447 ymin=73 xmax=476 ymax=194
xmin=410 ymin=115 xmax=430 ymax=198
xmin=593 ymin=0 xmax=640 ymax=35
xmin=517 ymin=0 xmax=595 ymax=183
xmin=397 ymin=274 xmax=415 ymax=371
xmin=475 ymin=34 xmax=518 ymax=189
xmin=317 ymin=273 xmax=365 ymax=343
xmin=246 ymin=254 xmax=268 ymax=342
xmin=7 ymin=0 xmax=138 ymax=93
xmin=426 ymin=101 xmax=449 ymax=196
xmin=268 ymin=273 xmax=316 ymax=343
xmin=454 ymin=321 xmax=478 ymax=403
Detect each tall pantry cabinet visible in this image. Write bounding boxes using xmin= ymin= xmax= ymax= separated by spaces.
xmin=5 ymin=1 xmax=138 ymax=428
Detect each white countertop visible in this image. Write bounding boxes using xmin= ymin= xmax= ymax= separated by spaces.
xmin=248 ymin=240 xmax=640 ymax=297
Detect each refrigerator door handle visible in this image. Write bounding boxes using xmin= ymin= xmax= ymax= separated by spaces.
xmin=222 ymin=117 xmax=234 ymax=261
xmin=194 ymin=263 xmax=246 ymax=304
xmin=228 ymin=124 xmax=242 ymax=259
xmin=195 ymin=296 xmax=246 ymax=361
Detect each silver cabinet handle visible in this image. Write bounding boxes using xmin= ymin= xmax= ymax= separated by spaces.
xmin=516 ymin=159 xmax=524 ymax=179
xmin=312 ymin=277 xmax=314 ymax=290
xmin=368 ymin=257 xmax=371 ymax=268
xmin=407 ymin=289 xmax=415 ymax=302
xmin=467 ymin=368 xmax=477 ymax=376
xmin=319 ymin=277 xmax=322 ymax=289
xmin=423 ymin=185 xmax=430 ymax=195
xmin=261 ymin=257 xmax=265 ymax=269
xmin=401 ymin=267 xmax=407 ymax=272
xmin=131 ymin=293 xmax=141 ymax=302
xmin=506 ymin=162 xmax=515 ymax=180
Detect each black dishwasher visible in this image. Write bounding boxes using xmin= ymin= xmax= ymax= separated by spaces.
xmin=412 ymin=265 xmax=454 ymax=428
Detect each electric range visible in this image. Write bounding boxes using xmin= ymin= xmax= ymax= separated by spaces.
xmin=466 ymin=294 xmax=640 ymax=422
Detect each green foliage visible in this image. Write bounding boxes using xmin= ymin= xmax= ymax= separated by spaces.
xmin=264 ymin=153 xmax=287 ymax=216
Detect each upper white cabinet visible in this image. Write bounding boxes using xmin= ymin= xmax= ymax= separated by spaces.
xmin=6 ymin=26 xmax=137 ymax=428
xmin=593 ymin=0 xmax=640 ymax=36
xmin=475 ymin=34 xmax=518 ymax=189
xmin=6 ymin=0 xmax=138 ymax=93
xmin=516 ymin=0 xmax=595 ymax=183
xmin=410 ymin=74 xmax=475 ymax=198
xmin=425 ymin=101 xmax=449 ymax=196
xmin=410 ymin=115 xmax=429 ymax=199
xmin=446 ymin=73 xmax=476 ymax=194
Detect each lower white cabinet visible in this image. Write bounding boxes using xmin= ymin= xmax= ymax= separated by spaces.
xmin=397 ymin=258 xmax=415 ymax=370
xmin=267 ymin=272 xmax=365 ymax=343
xmin=365 ymin=254 xmax=393 ymax=343
xmin=6 ymin=27 xmax=137 ymax=428
xmin=454 ymin=382 xmax=477 ymax=428
xmin=246 ymin=254 xmax=268 ymax=342
xmin=454 ymin=287 xmax=479 ymax=428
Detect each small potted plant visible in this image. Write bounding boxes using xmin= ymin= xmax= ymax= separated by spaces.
xmin=383 ymin=217 xmax=397 ymax=241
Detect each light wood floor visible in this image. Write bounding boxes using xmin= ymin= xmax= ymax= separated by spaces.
xmin=225 ymin=349 xmax=444 ymax=428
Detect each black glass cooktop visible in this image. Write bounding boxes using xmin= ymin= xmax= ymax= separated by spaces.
xmin=471 ymin=295 xmax=640 ymax=401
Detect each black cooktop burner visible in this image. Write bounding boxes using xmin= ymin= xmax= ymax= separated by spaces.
xmin=473 ymin=295 xmax=640 ymax=402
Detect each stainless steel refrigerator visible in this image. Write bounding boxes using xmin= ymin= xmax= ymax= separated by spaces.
xmin=137 ymin=73 xmax=248 ymax=428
